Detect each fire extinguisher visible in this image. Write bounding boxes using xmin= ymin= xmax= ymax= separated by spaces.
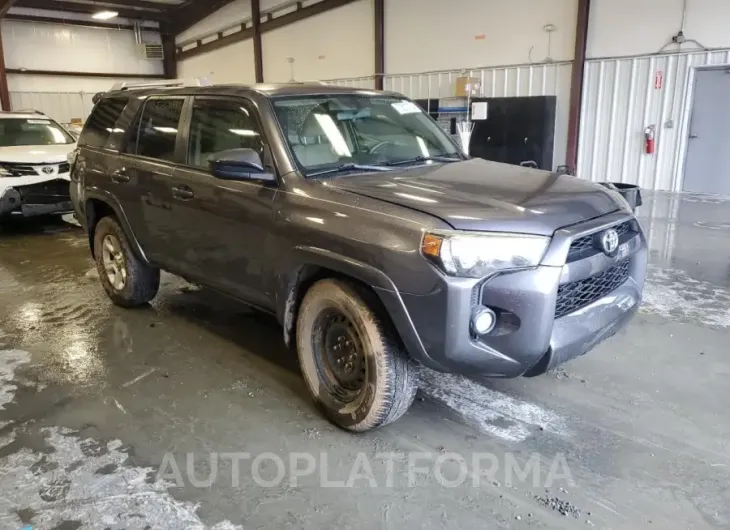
xmin=644 ymin=125 xmax=656 ymax=155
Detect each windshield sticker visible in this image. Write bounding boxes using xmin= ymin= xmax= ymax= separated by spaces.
xmin=27 ymin=119 xmax=52 ymax=125
xmin=391 ymin=101 xmax=422 ymax=115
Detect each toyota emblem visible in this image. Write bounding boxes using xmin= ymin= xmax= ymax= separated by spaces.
xmin=42 ymin=166 xmax=55 ymax=175
xmin=599 ymin=228 xmax=620 ymax=255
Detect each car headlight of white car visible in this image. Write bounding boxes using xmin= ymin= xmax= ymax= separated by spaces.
xmin=421 ymin=231 xmax=550 ymax=278
xmin=0 ymin=167 xmax=12 ymax=177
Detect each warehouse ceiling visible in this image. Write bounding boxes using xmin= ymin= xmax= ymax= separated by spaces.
xmin=6 ymin=0 xmax=238 ymax=32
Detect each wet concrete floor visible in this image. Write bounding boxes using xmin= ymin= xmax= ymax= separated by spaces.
xmin=0 ymin=192 xmax=729 ymax=529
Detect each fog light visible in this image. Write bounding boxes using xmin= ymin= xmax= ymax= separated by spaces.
xmin=471 ymin=306 xmax=496 ymax=335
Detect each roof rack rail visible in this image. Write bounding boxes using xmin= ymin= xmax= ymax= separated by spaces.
xmin=111 ymin=78 xmax=211 ymax=91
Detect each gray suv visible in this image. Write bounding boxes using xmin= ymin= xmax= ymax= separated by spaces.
xmin=70 ymin=81 xmax=648 ymax=432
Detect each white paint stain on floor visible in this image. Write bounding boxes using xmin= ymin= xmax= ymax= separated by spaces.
xmin=642 ymin=265 xmax=730 ymax=328
xmin=0 ymin=427 xmax=241 ymax=529
xmin=420 ymin=369 xmax=569 ymax=442
xmin=0 ymin=348 xmax=240 ymax=530
xmin=0 ymin=349 xmax=30 ymax=411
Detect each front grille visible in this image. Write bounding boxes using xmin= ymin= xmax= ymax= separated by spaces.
xmin=0 ymin=162 xmax=38 ymax=177
xmin=16 ymin=179 xmax=70 ymax=204
xmin=567 ymin=221 xmax=633 ymax=262
xmin=555 ymin=259 xmax=631 ymax=319
xmin=0 ymin=162 xmax=66 ymax=177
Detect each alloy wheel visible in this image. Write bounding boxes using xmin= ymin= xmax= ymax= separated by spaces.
xmin=101 ymin=234 xmax=127 ymax=291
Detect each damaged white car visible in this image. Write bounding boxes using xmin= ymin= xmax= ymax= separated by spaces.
xmin=0 ymin=111 xmax=76 ymax=221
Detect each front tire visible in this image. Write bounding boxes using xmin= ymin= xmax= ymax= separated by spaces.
xmin=93 ymin=216 xmax=159 ymax=307
xmin=296 ymin=279 xmax=419 ymax=432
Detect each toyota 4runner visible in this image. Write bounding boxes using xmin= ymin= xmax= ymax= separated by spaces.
xmin=70 ymin=80 xmax=648 ymax=432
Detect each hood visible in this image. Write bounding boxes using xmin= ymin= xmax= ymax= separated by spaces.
xmin=324 ymin=158 xmax=623 ymax=235
xmin=0 ymin=144 xmax=76 ymax=164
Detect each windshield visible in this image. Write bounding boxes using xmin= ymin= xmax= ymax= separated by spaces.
xmin=272 ymin=94 xmax=462 ymax=176
xmin=0 ymin=118 xmax=75 ymax=147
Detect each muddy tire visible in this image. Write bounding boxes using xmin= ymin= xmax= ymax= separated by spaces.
xmin=93 ymin=216 xmax=159 ymax=307
xmin=296 ymin=278 xmax=419 ymax=432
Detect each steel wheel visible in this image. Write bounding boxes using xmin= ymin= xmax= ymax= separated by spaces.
xmin=101 ymin=234 xmax=127 ymax=291
xmin=296 ymin=279 xmax=420 ymax=431
xmin=312 ymin=308 xmax=367 ymax=401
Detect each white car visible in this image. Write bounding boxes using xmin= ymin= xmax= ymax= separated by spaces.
xmin=0 ymin=111 xmax=77 ymax=221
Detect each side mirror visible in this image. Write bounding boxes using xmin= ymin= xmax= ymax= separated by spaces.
xmin=208 ymin=148 xmax=276 ymax=182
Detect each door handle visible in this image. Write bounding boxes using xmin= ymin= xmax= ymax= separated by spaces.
xmin=171 ymin=186 xmax=194 ymax=200
xmin=689 ymin=133 xmax=700 ymax=139
xmin=111 ymin=168 xmax=130 ymax=183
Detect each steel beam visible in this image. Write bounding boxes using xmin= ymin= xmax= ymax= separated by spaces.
xmin=177 ymin=0 xmax=358 ymax=61
xmin=566 ymin=0 xmax=591 ymax=173
xmin=0 ymin=23 xmax=9 ymax=110
xmin=374 ymin=0 xmax=384 ymax=90
xmin=251 ymin=0 xmax=263 ymax=82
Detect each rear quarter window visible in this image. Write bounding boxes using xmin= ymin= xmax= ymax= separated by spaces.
xmin=79 ymin=97 xmax=128 ymax=148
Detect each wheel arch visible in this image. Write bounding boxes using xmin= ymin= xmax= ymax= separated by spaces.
xmin=278 ymin=247 xmax=400 ymax=349
xmin=85 ymin=190 xmax=149 ymax=264
xmin=277 ymin=246 xmax=435 ymax=373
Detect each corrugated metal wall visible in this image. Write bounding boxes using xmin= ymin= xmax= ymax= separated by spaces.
xmin=326 ymin=61 xmax=573 ymax=168
xmin=578 ymin=48 xmax=730 ymax=191
xmin=323 ymin=76 xmax=376 ymax=89
xmin=9 ymin=91 xmax=96 ymax=124
xmin=2 ymin=19 xmax=163 ymax=78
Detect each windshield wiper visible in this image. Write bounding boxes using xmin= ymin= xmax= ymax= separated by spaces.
xmin=385 ymin=155 xmax=462 ymax=167
xmin=307 ymin=163 xmax=393 ymax=178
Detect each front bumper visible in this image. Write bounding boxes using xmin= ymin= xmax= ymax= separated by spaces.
xmin=379 ymin=211 xmax=648 ymax=378
xmin=0 ymin=177 xmax=72 ymax=217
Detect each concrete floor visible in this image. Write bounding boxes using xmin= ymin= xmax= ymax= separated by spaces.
xmin=0 ymin=191 xmax=729 ymax=529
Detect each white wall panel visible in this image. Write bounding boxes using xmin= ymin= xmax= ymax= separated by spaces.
xmin=588 ymin=0 xmax=730 ymax=58
xmin=7 ymin=75 xmax=152 ymax=93
xmin=178 ymin=41 xmax=256 ymax=84
xmin=385 ymin=0 xmax=578 ymax=74
xmin=262 ymin=0 xmax=372 ymax=82
xmin=9 ymin=91 xmax=95 ymax=124
xmin=176 ymin=0 xmax=280 ymax=44
xmin=324 ymin=76 xmax=377 ymax=89
xmin=577 ymin=49 xmax=730 ymax=191
xmin=1 ymin=20 xmax=163 ymax=76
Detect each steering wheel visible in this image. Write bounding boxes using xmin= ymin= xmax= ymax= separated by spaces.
xmin=368 ymin=140 xmax=394 ymax=154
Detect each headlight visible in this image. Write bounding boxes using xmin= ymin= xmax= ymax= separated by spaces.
xmin=421 ymin=231 xmax=550 ymax=278
xmin=0 ymin=167 xmax=11 ymax=177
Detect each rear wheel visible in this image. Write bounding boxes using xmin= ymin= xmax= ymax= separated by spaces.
xmin=93 ymin=216 xmax=159 ymax=307
xmin=296 ymin=279 xmax=419 ymax=432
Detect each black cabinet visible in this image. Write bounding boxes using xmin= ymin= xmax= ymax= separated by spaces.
xmin=467 ymin=96 xmax=557 ymax=171
xmin=413 ymin=99 xmax=441 ymax=119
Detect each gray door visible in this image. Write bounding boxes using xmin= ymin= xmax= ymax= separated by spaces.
xmin=683 ymin=68 xmax=730 ymax=195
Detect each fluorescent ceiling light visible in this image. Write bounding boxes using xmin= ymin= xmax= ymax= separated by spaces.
xmin=92 ymin=10 xmax=119 ymax=20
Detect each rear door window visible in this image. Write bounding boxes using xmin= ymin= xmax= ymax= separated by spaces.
xmin=79 ymin=97 xmax=128 ymax=148
xmin=128 ymin=98 xmax=184 ymax=162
